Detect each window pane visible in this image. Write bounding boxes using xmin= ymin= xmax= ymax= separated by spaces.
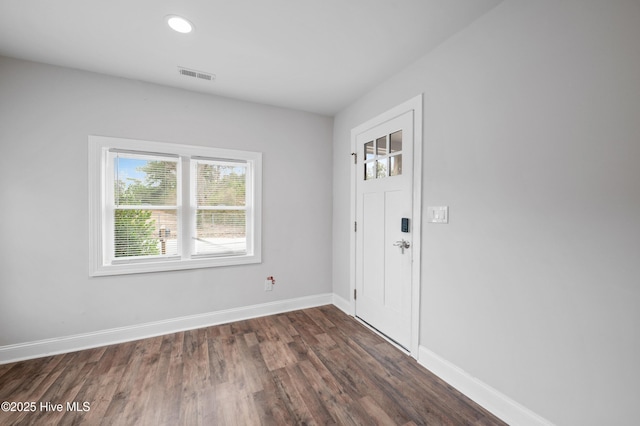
xmin=114 ymin=156 xmax=177 ymax=206
xmin=365 ymin=162 xmax=376 ymax=180
xmin=114 ymin=209 xmax=178 ymax=258
xmin=195 ymin=210 xmax=246 ymax=255
xmin=365 ymin=141 xmax=374 ymax=160
xmin=390 ymin=154 xmax=402 ymax=176
xmin=376 ymin=136 xmax=387 ymax=156
xmin=390 ymin=130 xmax=402 ymax=153
xmin=197 ymin=163 xmax=246 ymax=207
xmin=376 ymin=158 xmax=388 ymax=178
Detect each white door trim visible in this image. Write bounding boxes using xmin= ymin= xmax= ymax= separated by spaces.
xmin=349 ymin=94 xmax=423 ymax=358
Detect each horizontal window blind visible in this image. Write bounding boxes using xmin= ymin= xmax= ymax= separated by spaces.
xmin=193 ymin=160 xmax=247 ymax=256
xmin=111 ymin=152 xmax=179 ymax=259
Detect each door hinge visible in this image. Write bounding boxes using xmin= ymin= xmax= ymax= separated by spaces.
xmin=354 ymin=221 xmax=357 ymax=232
xmin=351 ymin=152 xmax=357 ymax=164
xmin=354 ymin=289 xmax=357 ymax=300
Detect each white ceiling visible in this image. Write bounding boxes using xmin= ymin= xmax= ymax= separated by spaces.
xmin=0 ymin=0 xmax=501 ymax=115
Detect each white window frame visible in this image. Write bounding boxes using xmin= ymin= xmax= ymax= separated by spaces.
xmin=89 ymin=135 xmax=262 ymax=276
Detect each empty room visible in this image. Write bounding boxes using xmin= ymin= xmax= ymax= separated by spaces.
xmin=1 ymin=1 xmax=639 ymax=425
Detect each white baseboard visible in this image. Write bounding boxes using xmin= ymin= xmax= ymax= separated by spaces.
xmin=0 ymin=293 xmax=333 ymax=365
xmin=418 ymin=346 xmax=554 ymax=426
xmin=331 ymin=293 xmax=352 ymax=315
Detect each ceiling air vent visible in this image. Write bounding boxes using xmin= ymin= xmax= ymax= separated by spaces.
xmin=178 ymin=67 xmax=215 ymax=82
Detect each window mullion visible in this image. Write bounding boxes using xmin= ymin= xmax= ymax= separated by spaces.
xmin=105 ymin=149 xmax=116 ymax=264
xmin=181 ymin=156 xmax=192 ymax=259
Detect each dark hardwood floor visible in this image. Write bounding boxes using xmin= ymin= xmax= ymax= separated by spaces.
xmin=0 ymin=305 xmax=507 ymax=425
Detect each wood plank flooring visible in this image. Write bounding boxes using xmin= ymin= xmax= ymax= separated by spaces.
xmin=0 ymin=305 xmax=507 ymax=425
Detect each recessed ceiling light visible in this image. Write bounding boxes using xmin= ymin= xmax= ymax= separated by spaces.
xmin=166 ymin=15 xmax=194 ymax=34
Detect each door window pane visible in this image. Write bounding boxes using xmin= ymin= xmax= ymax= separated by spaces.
xmin=376 ymin=136 xmax=387 ymax=156
xmin=390 ymin=130 xmax=402 ymax=153
xmin=390 ymin=154 xmax=402 ymax=176
xmin=376 ymin=158 xmax=388 ymax=178
xmin=365 ymin=141 xmax=375 ymax=160
xmin=365 ymin=162 xmax=376 ymax=180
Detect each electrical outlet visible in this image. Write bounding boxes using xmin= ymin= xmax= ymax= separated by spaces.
xmin=264 ymin=276 xmax=276 ymax=291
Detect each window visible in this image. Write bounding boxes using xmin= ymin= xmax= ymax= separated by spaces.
xmin=363 ymin=129 xmax=402 ymax=180
xmin=192 ymin=158 xmax=249 ymax=257
xmin=89 ymin=136 xmax=262 ymax=276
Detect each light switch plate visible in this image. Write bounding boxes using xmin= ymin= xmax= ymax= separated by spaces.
xmin=427 ymin=206 xmax=448 ymax=223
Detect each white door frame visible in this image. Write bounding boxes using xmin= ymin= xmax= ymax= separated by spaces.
xmin=349 ymin=94 xmax=423 ymax=359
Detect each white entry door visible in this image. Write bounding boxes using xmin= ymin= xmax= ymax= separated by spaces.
xmin=355 ymin=110 xmax=414 ymax=350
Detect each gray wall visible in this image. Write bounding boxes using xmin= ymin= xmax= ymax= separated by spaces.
xmin=0 ymin=56 xmax=333 ymax=346
xmin=332 ymin=1 xmax=640 ymax=425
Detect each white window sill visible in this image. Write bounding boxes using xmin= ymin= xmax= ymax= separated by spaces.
xmin=90 ymin=253 xmax=261 ymax=277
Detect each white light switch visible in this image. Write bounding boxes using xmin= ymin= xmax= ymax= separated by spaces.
xmin=427 ymin=206 xmax=448 ymax=223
